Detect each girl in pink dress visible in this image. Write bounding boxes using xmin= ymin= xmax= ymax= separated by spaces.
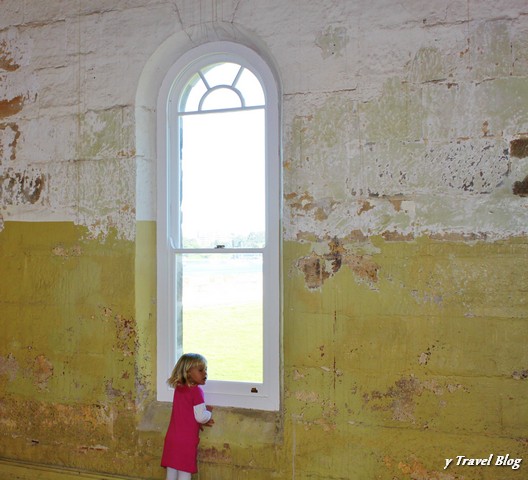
xmin=161 ymin=353 xmax=214 ymax=480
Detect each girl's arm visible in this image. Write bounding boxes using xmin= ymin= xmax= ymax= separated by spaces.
xmin=193 ymin=403 xmax=213 ymax=424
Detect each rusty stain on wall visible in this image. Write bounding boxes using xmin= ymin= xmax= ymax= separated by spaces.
xmin=326 ymin=237 xmax=344 ymax=273
xmin=0 ymin=123 xmax=20 ymax=163
xmin=363 ymin=375 xmax=467 ymax=423
xmin=32 ymin=354 xmax=53 ymax=390
xmin=342 ymin=252 xmax=379 ymax=283
xmin=101 ymin=306 xmax=138 ymax=358
xmin=113 ymin=313 xmax=137 ymax=357
xmin=482 ymin=120 xmax=490 ymax=136
xmin=387 ymin=197 xmax=403 ymax=212
xmin=297 ymin=253 xmax=329 ymax=289
xmin=357 ymin=200 xmax=374 ymax=215
xmin=0 ymin=168 xmax=46 ymax=204
xmin=297 ymin=237 xmax=379 ymax=289
xmin=364 ymin=375 xmax=423 ymax=423
xmin=199 ymin=443 xmax=232 ymax=464
xmin=286 ymin=191 xmax=337 ymax=222
xmin=0 ymin=40 xmax=20 ymax=72
xmin=510 ymin=137 xmax=528 ymax=158
xmin=0 ymin=95 xmax=25 ymax=119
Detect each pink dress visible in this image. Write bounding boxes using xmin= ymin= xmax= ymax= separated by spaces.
xmin=161 ymin=385 xmax=206 ymax=473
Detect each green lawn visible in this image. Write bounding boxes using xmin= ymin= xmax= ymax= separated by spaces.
xmin=182 ymin=303 xmax=263 ymax=382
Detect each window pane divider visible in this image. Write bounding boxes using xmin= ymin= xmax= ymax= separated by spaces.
xmin=171 ymin=247 xmax=265 ymax=254
xmin=179 ymin=104 xmax=264 ymax=116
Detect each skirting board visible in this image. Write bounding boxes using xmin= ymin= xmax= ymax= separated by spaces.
xmin=0 ymin=458 xmax=145 ymax=480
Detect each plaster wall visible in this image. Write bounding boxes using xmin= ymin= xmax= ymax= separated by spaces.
xmin=0 ymin=1 xmax=527 ymax=479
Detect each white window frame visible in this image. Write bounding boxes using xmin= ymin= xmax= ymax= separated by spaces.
xmin=156 ymin=42 xmax=280 ymax=410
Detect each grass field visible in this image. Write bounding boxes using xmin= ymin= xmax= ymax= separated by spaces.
xmin=182 ymin=302 xmax=263 ymax=382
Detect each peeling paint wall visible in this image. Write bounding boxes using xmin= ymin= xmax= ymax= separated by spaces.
xmin=0 ymin=1 xmax=527 ymax=480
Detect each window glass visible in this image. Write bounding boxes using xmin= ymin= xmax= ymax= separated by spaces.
xmin=202 ymin=62 xmax=240 ymax=89
xmin=157 ymin=42 xmax=279 ymax=410
xmin=200 ymin=87 xmax=242 ymax=110
xmin=179 ymin=108 xmax=265 ymax=249
xmin=180 ymin=75 xmax=207 ymax=112
xmin=181 ymin=253 xmax=263 ymax=383
xmin=237 ymin=69 xmax=265 ymax=106
xmin=177 ymin=63 xmax=266 ymax=383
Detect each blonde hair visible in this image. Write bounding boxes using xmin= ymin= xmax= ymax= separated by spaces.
xmin=167 ymin=353 xmax=207 ymax=387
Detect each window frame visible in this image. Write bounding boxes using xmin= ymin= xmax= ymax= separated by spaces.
xmin=156 ymin=42 xmax=280 ymax=411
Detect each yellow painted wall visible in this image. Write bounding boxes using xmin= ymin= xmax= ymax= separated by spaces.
xmin=1 ymin=220 xmax=526 ymax=478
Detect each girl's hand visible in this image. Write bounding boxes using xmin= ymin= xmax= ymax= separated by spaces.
xmin=199 ymin=418 xmax=214 ymax=430
xmin=199 ymin=406 xmax=214 ymax=431
xmin=204 ymin=418 xmax=215 ymax=426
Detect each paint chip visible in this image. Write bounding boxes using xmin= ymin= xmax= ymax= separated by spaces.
xmin=315 ymin=25 xmax=349 ymax=59
xmin=512 ymin=175 xmax=528 ymax=197
xmin=510 ymin=138 xmax=528 ymax=158
xmin=296 ymin=237 xmax=379 ymax=289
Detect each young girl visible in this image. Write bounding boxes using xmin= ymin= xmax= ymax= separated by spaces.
xmin=161 ymin=353 xmax=214 ymax=480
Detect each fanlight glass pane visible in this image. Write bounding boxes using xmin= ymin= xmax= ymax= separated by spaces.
xmin=202 ymin=62 xmax=241 ymax=88
xmin=180 ymin=253 xmax=263 ymax=383
xmin=179 ymin=108 xmax=265 ymax=249
xmin=180 ymin=74 xmax=207 ymax=112
xmin=201 ymin=87 xmax=242 ymax=110
xmin=236 ymin=68 xmax=265 ymax=106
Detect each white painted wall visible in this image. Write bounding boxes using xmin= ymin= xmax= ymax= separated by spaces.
xmin=1 ymin=0 xmax=527 ymax=240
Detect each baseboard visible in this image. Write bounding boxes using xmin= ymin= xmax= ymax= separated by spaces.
xmin=0 ymin=458 xmax=145 ymax=480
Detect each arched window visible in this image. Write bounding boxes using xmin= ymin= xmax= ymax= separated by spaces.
xmin=156 ymin=42 xmax=280 ymax=410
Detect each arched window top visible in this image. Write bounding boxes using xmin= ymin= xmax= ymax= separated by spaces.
xmin=180 ymin=62 xmax=265 ymax=113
